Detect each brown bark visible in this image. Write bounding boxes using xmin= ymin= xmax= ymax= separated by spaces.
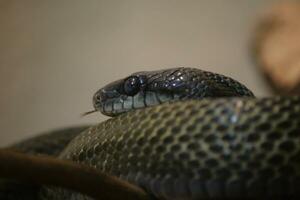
xmin=0 ymin=148 xmax=151 ymax=200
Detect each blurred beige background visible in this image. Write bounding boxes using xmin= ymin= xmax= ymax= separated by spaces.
xmin=0 ymin=0 xmax=278 ymax=146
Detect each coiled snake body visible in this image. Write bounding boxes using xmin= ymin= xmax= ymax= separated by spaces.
xmin=5 ymin=68 xmax=300 ymax=199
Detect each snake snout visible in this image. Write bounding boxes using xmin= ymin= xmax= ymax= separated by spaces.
xmin=93 ymin=90 xmax=107 ymax=111
xmin=93 ymin=88 xmax=124 ymax=116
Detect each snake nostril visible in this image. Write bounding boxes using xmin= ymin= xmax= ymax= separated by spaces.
xmin=93 ymin=93 xmax=100 ymax=102
xmin=93 ymin=91 xmax=107 ymax=107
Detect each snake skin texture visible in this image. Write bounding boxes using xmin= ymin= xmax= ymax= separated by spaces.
xmin=42 ymin=97 xmax=300 ymax=199
xmin=11 ymin=126 xmax=89 ymax=156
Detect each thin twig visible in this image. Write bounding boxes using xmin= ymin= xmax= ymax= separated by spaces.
xmin=0 ymin=149 xmax=151 ymax=200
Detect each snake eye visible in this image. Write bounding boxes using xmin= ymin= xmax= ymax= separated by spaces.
xmin=123 ymin=76 xmax=141 ymax=96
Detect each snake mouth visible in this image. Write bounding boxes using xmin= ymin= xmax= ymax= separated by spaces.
xmin=96 ymin=90 xmax=175 ymax=116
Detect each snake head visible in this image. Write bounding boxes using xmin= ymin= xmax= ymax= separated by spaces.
xmin=93 ymin=67 xmax=254 ymax=116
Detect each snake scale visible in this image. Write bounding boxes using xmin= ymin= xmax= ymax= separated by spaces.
xmin=3 ymin=67 xmax=300 ymax=199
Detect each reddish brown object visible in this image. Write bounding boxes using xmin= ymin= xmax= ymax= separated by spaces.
xmin=254 ymin=1 xmax=300 ymax=94
xmin=0 ymin=149 xmax=150 ymax=200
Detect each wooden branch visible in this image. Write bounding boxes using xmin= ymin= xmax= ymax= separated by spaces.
xmin=0 ymin=148 xmax=151 ymax=200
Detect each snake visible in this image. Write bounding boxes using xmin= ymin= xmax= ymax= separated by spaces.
xmin=2 ymin=67 xmax=300 ymax=199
